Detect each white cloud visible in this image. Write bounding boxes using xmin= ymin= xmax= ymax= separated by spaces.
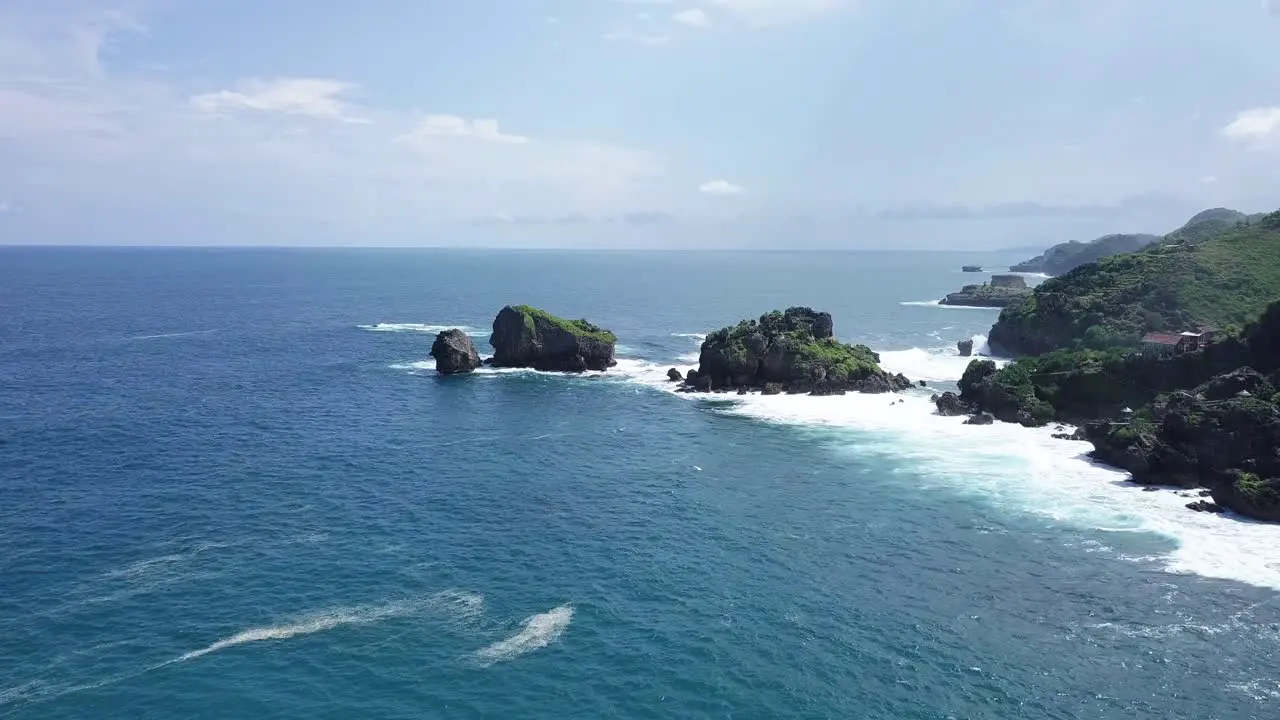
xmin=603 ymin=30 xmax=672 ymax=44
xmin=1199 ymin=175 xmax=1218 ymax=184
xmin=674 ymin=9 xmax=709 ymax=26
xmin=1223 ymin=107 xmax=1280 ymax=145
xmin=396 ymin=115 xmax=528 ymax=145
xmin=0 ymin=200 xmax=9 ymax=213
xmin=705 ymin=0 xmax=855 ymax=25
xmin=699 ymin=179 xmax=744 ymax=195
xmin=1265 ymin=0 xmax=1280 ymax=17
xmin=190 ymin=78 xmax=361 ymax=121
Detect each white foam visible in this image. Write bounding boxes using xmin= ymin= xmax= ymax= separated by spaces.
xmin=171 ymin=590 xmax=484 ymax=663
xmin=899 ymin=300 xmax=1001 ymax=310
xmin=360 ymin=323 xmax=484 ymax=336
xmin=474 ymin=604 xmax=573 ymax=666
xmin=671 ymin=333 xmax=707 ymax=340
xmin=877 ymin=337 xmax=1003 ymax=383
xmin=601 ymin=350 xmax=1280 ymax=591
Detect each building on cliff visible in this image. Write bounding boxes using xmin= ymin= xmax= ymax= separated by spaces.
xmin=1140 ymin=328 xmax=1221 ymax=356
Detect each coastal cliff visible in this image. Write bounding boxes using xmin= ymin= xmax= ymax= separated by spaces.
xmin=943 ymin=210 xmax=1280 ymax=521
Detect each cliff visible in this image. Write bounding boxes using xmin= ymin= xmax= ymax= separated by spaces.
xmin=989 ymin=211 xmax=1280 ymax=356
xmin=687 ymin=307 xmax=911 ymax=394
xmin=943 ymin=299 xmax=1280 ymax=521
xmin=488 ymin=305 xmax=617 ymax=372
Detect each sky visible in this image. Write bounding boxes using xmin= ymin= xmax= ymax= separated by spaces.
xmin=0 ymin=0 xmax=1278 ymax=249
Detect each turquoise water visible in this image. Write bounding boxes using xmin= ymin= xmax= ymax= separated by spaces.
xmin=2 ymin=248 xmax=1278 ymax=719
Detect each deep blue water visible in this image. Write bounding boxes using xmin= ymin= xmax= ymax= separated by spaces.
xmin=2 ymin=248 xmax=1278 ymax=719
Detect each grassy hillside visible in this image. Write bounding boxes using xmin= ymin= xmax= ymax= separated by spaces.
xmin=988 ymin=210 xmax=1280 ymax=355
xmin=1008 ymin=233 xmax=1157 ymax=275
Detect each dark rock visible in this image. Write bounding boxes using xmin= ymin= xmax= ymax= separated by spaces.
xmin=965 ymin=412 xmax=995 ymax=425
xmin=488 ymin=305 xmax=617 ymax=372
xmin=1198 ymin=490 xmax=1213 ymax=497
xmin=957 ymin=339 xmax=974 ymax=357
xmin=693 ymin=307 xmax=909 ymax=395
xmin=1186 ymin=500 xmax=1225 ymax=514
xmin=933 ymin=391 xmax=968 ymax=417
xmin=667 ymin=368 xmax=684 ymax=382
xmin=1143 ymin=486 xmax=1160 ymax=492
xmin=918 ymin=379 xmax=928 ymax=387
xmin=962 ymin=265 xmax=983 ymax=272
xmin=430 ymin=329 xmax=482 ymax=374
xmin=762 ymin=383 xmax=784 ymax=396
xmin=737 ymin=387 xmax=748 ymax=395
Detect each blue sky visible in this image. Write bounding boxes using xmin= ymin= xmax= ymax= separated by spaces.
xmin=1 ymin=0 xmax=1278 ymax=248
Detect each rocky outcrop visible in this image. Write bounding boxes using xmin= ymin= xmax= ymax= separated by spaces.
xmin=685 ymin=307 xmax=912 ymax=395
xmin=430 ymin=329 xmax=481 ymax=374
xmin=1082 ymin=371 xmax=1280 ymax=521
xmin=939 ymin=276 xmax=1032 ymax=308
xmin=932 ymin=391 xmax=968 ymax=417
xmin=488 ymin=305 xmax=617 ymax=372
xmin=962 ymin=265 xmax=983 ymax=272
xmin=667 ymin=368 xmax=684 ymax=382
xmin=965 ymin=412 xmax=995 ymax=425
xmin=957 ymin=339 xmax=974 ymax=357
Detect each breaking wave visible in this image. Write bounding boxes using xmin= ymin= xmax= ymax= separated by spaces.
xmin=360 ymin=323 xmax=485 ymax=336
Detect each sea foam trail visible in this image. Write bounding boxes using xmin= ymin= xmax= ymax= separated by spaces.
xmin=474 ymin=605 xmax=573 ymax=666
xmin=898 ymin=300 xmax=1001 ymax=310
xmin=600 ymin=348 xmax=1280 ymax=592
xmin=171 ymin=590 xmax=484 ymax=664
xmin=360 ymin=323 xmax=485 ymax=335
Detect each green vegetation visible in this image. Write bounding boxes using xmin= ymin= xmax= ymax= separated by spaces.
xmin=793 ymin=338 xmax=881 ymax=384
xmin=990 ymin=210 xmax=1280 ymax=355
xmin=1236 ymin=472 xmax=1280 ymax=508
xmin=510 ymin=304 xmax=617 ymax=344
xmin=1009 ymin=233 xmax=1158 ymax=275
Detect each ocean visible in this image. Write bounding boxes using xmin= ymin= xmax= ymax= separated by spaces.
xmin=1 ymin=247 xmax=1278 ymax=719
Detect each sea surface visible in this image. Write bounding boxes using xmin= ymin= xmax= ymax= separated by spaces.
xmin=2 ymin=247 xmax=1278 ymax=719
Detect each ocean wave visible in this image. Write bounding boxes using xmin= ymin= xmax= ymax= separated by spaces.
xmin=877 ymin=336 xmax=1001 ymax=382
xmin=898 ymin=300 xmax=1001 ymax=310
xmin=594 ymin=347 xmax=1280 ymax=592
xmin=360 ymin=323 xmax=485 ymax=336
xmin=127 ymin=329 xmax=219 ymax=341
xmin=474 ymin=604 xmax=573 ymax=666
xmin=670 ymin=332 xmax=707 ymax=340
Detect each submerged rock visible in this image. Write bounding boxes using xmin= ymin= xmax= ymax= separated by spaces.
xmin=488 ymin=305 xmax=617 ymax=372
xmin=430 ymin=329 xmax=481 ymax=374
xmin=965 ymin=412 xmax=995 ymax=425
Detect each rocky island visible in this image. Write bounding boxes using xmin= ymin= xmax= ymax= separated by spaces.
xmin=676 ymin=307 xmax=912 ymax=395
xmin=940 ymin=209 xmax=1280 ymax=522
xmin=939 ymin=274 xmax=1031 ymax=308
xmin=961 ymin=265 xmax=983 ymax=272
xmin=430 ymin=329 xmax=482 ymax=374
xmin=488 ymin=305 xmax=617 ymax=372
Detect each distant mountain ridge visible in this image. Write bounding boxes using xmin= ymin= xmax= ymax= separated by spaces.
xmin=1008 ymin=208 xmax=1253 ymax=276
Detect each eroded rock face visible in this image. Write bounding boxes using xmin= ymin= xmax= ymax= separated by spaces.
xmin=933 ymin=391 xmax=969 ymax=417
xmin=488 ymin=305 xmax=617 ymax=372
xmin=430 ymin=329 xmax=481 ymax=374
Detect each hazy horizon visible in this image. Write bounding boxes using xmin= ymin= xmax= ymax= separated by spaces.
xmin=2 ymin=1 xmax=1278 ymax=249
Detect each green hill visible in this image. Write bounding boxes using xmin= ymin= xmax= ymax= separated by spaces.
xmin=1008 ymin=233 xmax=1158 ymax=275
xmin=988 ymin=210 xmax=1280 ymax=356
